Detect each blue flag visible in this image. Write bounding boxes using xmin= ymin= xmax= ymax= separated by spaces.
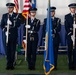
xmin=0 ymin=27 xmax=5 ymax=55
xmin=31 ymin=0 xmax=36 ymax=8
xmin=43 ymin=0 xmax=54 ymax=74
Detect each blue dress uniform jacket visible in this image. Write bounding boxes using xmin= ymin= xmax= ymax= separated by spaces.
xmin=1 ymin=12 xmax=21 ymax=69
xmin=24 ymin=18 xmax=40 ymax=70
xmin=43 ymin=17 xmax=61 ymax=69
xmin=1 ymin=13 xmax=20 ymax=39
xmin=65 ymin=13 xmax=76 ymax=69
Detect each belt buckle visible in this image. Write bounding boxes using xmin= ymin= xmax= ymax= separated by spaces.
xmin=30 ymin=37 xmax=34 ymax=41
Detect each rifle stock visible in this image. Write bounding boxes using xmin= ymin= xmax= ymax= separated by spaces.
xmin=6 ymin=14 xmax=10 ymax=44
xmin=72 ymin=15 xmax=76 ymax=49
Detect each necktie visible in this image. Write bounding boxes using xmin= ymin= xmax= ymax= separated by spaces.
xmin=72 ymin=14 xmax=75 ymax=18
xmin=31 ymin=19 xmax=33 ymax=23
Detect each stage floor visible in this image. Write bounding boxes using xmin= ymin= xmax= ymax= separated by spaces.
xmin=0 ymin=73 xmax=76 ymax=75
xmin=0 ymin=54 xmax=76 ymax=75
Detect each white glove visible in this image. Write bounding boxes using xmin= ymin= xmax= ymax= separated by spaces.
xmin=71 ymin=35 xmax=74 ymax=41
xmin=71 ymin=35 xmax=75 ymax=46
xmin=7 ymin=18 xmax=12 ymax=25
xmin=25 ymin=25 xmax=30 ymax=28
xmin=5 ymin=31 xmax=10 ymax=36
xmin=5 ymin=31 xmax=8 ymax=36
xmin=73 ymin=24 xmax=76 ymax=28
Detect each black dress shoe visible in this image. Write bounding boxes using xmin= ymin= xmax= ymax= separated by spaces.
xmin=69 ymin=66 xmax=74 ymax=70
xmin=31 ymin=66 xmax=35 ymax=70
xmin=28 ymin=66 xmax=35 ymax=70
xmin=71 ymin=67 xmax=76 ymax=70
xmin=32 ymin=67 xmax=35 ymax=70
xmin=6 ymin=66 xmax=11 ymax=70
xmin=10 ymin=66 xmax=15 ymax=70
xmin=28 ymin=66 xmax=32 ymax=70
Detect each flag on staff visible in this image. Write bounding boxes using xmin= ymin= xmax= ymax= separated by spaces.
xmin=43 ymin=0 xmax=54 ymax=74
xmin=31 ymin=0 xmax=36 ymax=8
xmin=22 ymin=0 xmax=32 ymax=51
xmin=22 ymin=0 xmax=32 ymax=18
xmin=14 ymin=0 xmax=19 ymax=13
xmin=22 ymin=0 xmax=36 ymax=51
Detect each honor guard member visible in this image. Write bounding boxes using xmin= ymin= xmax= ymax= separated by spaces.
xmin=1 ymin=3 xmax=21 ymax=70
xmin=23 ymin=7 xmax=40 ymax=70
xmin=65 ymin=3 xmax=76 ymax=70
xmin=43 ymin=7 xmax=61 ymax=70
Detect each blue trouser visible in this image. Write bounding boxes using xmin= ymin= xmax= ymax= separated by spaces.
xmin=6 ymin=38 xmax=17 ymax=67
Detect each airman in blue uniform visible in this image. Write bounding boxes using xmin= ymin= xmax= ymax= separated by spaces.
xmin=43 ymin=7 xmax=61 ymax=70
xmin=1 ymin=3 xmax=21 ymax=70
xmin=65 ymin=3 xmax=76 ymax=70
xmin=23 ymin=7 xmax=40 ymax=70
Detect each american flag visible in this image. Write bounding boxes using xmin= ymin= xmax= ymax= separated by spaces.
xmin=22 ymin=0 xmax=32 ymax=18
xmin=14 ymin=0 xmax=19 ymax=13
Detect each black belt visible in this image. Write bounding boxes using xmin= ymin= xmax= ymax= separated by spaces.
xmin=28 ymin=31 xmax=37 ymax=33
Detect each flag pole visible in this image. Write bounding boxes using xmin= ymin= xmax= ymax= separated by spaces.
xmin=44 ymin=0 xmax=54 ymax=74
xmin=25 ymin=14 xmax=28 ymax=61
xmin=45 ymin=0 xmax=50 ymax=60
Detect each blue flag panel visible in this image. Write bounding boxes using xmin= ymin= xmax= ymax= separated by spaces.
xmin=31 ymin=0 xmax=36 ymax=8
xmin=43 ymin=0 xmax=54 ymax=74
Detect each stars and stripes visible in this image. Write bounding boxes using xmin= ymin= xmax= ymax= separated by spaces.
xmin=14 ymin=0 xmax=19 ymax=13
xmin=22 ymin=0 xmax=32 ymax=18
